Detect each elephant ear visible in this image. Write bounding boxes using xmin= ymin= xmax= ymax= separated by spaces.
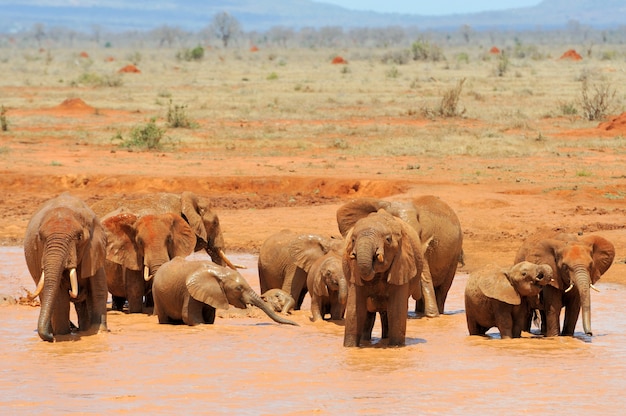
xmin=165 ymin=213 xmax=197 ymax=258
xmin=289 ymin=234 xmax=333 ymax=273
xmin=388 ymin=218 xmax=423 ymax=287
xmin=308 ymin=257 xmax=331 ymax=297
xmin=478 ymin=269 xmax=521 ymax=305
xmin=336 ymin=198 xmax=390 ymax=237
xmin=518 ymin=238 xmax=561 ymax=290
xmin=186 ymin=266 xmax=229 ymax=310
xmin=101 ymin=209 xmax=142 ymax=271
xmin=180 ymin=191 xmax=208 ymax=242
xmin=78 ymin=215 xmax=107 ymax=279
xmin=581 ymin=235 xmax=615 ymax=283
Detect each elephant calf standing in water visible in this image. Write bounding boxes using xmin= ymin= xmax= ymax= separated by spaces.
xmin=464 ymin=261 xmax=553 ymax=339
xmin=152 ymin=257 xmax=298 ymax=326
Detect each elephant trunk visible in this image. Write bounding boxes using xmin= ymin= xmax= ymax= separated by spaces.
xmin=338 ymin=277 xmax=348 ymax=305
xmin=354 ymin=239 xmax=376 ymax=282
xmin=38 ymin=239 xmax=71 ymax=342
xmin=574 ymin=266 xmax=592 ymax=336
xmin=247 ymin=291 xmax=299 ymax=326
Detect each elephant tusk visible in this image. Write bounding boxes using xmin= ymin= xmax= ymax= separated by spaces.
xmin=144 ymin=265 xmax=151 ymax=281
xmin=30 ymin=271 xmax=45 ymax=299
xmin=564 ymin=282 xmax=574 ymax=293
xmin=590 ymin=283 xmax=600 ymax=293
xmin=376 ymin=253 xmax=384 ymax=263
xmin=219 ymin=249 xmax=246 ymax=270
xmin=69 ymin=268 xmax=78 ymax=298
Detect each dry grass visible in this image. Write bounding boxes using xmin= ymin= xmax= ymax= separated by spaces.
xmin=0 ymin=45 xmax=624 ymax=158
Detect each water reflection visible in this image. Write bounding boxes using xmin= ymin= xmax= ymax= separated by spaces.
xmin=1 ymin=247 xmax=626 ymax=414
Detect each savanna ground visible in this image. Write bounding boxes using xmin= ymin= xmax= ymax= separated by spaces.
xmin=2 ymin=42 xmax=626 ymax=415
xmin=1 ymin=44 xmax=625 ymax=281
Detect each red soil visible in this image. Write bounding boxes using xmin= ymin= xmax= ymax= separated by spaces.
xmin=118 ymin=64 xmax=141 ymax=73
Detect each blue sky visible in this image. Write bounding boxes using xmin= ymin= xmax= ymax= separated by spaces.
xmin=315 ymin=0 xmax=542 ymax=15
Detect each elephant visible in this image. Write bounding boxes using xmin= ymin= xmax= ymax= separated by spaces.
xmin=301 ymin=247 xmax=347 ymax=322
xmin=91 ymin=191 xmax=239 ymax=269
xmin=23 ymin=193 xmax=108 ymax=342
xmin=514 ymin=232 xmax=615 ymax=337
xmin=258 ymin=229 xmax=344 ymax=311
xmin=338 ymin=208 xmax=425 ymax=347
xmin=336 ymin=195 xmax=463 ymax=317
xmin=152 ymin=257 xmax=298 ymax=326
xmin=261 ymin=289 xmax=296 ymax=314
xmin=464 ymin=261 xmax=553 ymax=339
xmin=100 ymin=208 xmax=197 ymax=313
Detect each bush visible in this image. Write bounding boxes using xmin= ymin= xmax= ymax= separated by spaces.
xmin=0 ymin=105 xmax=7 ymax=131
xmin=119 ymin=118 xmax=165 ymax=150
xmin=411 ymin=39 xmax=444 ymax=62
xmin=580 ymin=79 xmax=617 ymax=121
xmin=167 ymin=100 xmax=197 ymax=128
xmin=176 ymin=45 xmax=204 ymax=62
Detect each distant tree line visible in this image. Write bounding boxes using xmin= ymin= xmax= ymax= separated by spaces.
xmin=2 ymin=11 xmax=626 ymax=52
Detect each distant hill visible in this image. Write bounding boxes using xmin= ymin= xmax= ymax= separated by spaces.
xmin=0 ymin=0 xmax=623 ymax=33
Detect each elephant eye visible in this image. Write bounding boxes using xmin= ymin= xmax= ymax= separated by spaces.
xmin=385 ymin=235 xmax=392 ymax=245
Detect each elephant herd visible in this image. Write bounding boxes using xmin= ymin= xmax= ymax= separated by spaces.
xmin=22 ymin=191 xmax=615 ymax=346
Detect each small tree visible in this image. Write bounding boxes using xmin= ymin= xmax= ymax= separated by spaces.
xmin=209 ymin=12 xmax=241 ymax=48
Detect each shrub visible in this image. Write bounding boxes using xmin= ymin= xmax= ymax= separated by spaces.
xmin=120 ymin=118 xmax=165 ymax=150
xmin=580 ymin=79 xmax=617 ymax=121
xmin=422 ymin=78 xmax=466 ymax=118
xmin=167 ymin=100 xmax=197 ymax=128
xmin=176 ymin=45 xmax=204 ymax=61
xmin=411 ymin=39 xmax=444 ymax=62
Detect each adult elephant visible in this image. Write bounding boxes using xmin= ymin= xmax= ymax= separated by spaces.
xmin=23 ymin=193 xmax=108 ymax=342
xmin=258 ymin=230 xmax=344 ymax=311
xmin=101 ymin=208 xmax=196 ymax=313
xmin=464 ymin=261 xmax=553 ymax=339
xmin=338 ymin=208 xmax=425 ymax=347
xmin=91 ymin=191 xmax=238 ymax=269
xmin=336 ymin=195 xmax=463 ymax=317
xmin=514 ymin=231 xmax=615 ymax=337
xmin=152 ymin=257 xmax=298 ymax=326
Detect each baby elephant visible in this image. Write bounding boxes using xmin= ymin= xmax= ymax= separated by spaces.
xmin=153 ymin=257 xmax=297 ymax=326
xmin=464 ymin=261 xmax=553 ymax=339
xmin=261 ymin=289 xmax=296 ymax=314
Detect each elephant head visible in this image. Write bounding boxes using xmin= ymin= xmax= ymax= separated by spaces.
xmin=289 ymin=234 xmax=348 ymax=310
xmin=343 ymin=209 xmax=423 ymax=293
xmin=478 ymin=262 xmax=553 ymax=305
xmin=153 ymin=258 xmax=298 ymax=326
xmin=23 ymin=193 xmax=107 ymax=342
xmin=515 ymin=233 xmax=615 ymax=336
xmin=102 ymin=209 xmax=196 ymax=281
xmin=261 ymin=289 xmax=296 ymax=314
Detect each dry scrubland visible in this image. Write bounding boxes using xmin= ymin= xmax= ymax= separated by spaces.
xmin=1 ymin=43 xmax=626 ymax=283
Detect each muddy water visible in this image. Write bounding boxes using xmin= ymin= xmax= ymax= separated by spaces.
xmin=1 ymin=246 xmax=625 ymax=415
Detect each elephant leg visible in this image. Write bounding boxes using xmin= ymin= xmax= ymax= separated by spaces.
xmin=292 ymin=268 xmax=308 ymax=310
xmin=329 ymin=293 xmax=345 ymax=320
xmin=202 ymin=305 xmax=216 ymax=324
xmin=125 ymin=269 xmax=145 ymax=314
xmin=361 ymin=311 xmax=376 ymax=342
xmin=379 ymin=311 xmax=389 ymax=339
xmin=562 ymin=294 xmax=581 ymax=336
xmin=543 ymin=287 xmax=563 ymax=337
xmin=386 ymin=284 xmax=409 ymax=347
xmin=344 ymin=284 xmax=365 ymax=347
xmin=420 ymin=262 xmax=439 ymax=318
xmin=88 ymin=267 xmax=108 ymax=332
xmin=466 ymin=314 xmax=484 ymax=336
xmin=182 ymin=296 xmax=205 ymax=326
xmin=51 ymin=291 xmax=72 ymax=336
xmin=111 ymin=296 xmax=126 ymax=311
xmin=435 ymin=271 xmax=456 ymax=315
xmin=310 ymin=294 xmax=324 ymax=322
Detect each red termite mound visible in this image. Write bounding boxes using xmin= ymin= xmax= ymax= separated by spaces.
xmin=118 ymin=64 xmax=141 ymax=73
xmin=559 ymin=49 xmax=582 ymax=61
xmin=598 ymin=113 xmax=626 ymax=132
xmin=54 ymin=98 xmax=94 ymax=113
xmin=332 ymin=56 xmax=347 ymax=64
xmin=489 ymin=46 xmax=500 ymax=54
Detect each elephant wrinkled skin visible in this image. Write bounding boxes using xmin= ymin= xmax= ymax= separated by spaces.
xmin=258 ymin=230 xmax=346 ymax=316
xmin=336 ymin=196 xmax=463 ymax=318
xmin=261 ymin=289 xmax=296 ymax=314
xmin=514 ymin=232 xmax=615 ymax=337
xmin=91 ymin=191 xmax=238 ymax=269
xmin=464 ymin=261 xmax=553 ymax=339
xmin=152 ymin=257 xmax=298 ymax=326
xmin=23 ymin=193 xmax=108 ymax=342
xmin=338 ymin=208 xmax=424 ymax=347
xmin=101 ymin=208 xmax=196 ymax=313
